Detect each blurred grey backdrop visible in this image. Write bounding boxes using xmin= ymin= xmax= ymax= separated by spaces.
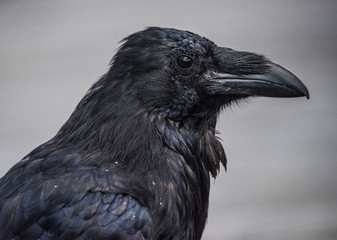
xmin=1 ymin=0 xmax=336 ymax=239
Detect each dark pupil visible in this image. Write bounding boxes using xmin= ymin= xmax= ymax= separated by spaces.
xmin=177 ymin=56 xmax=193 ymax=69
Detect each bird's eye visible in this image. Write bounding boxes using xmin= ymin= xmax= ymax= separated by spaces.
xmin=176 ymin=55 xmax=193 ymax=69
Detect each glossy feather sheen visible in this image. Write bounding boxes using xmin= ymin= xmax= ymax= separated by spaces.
xmin=0 ymin=27 xmax=306 ymax=239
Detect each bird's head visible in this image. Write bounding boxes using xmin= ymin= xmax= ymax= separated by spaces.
xmin=109 ymin=27 xmax=309 ymax=124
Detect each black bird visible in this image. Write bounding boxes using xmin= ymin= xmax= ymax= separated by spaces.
xmin=0 ymin=27 xmax=309 ymax=240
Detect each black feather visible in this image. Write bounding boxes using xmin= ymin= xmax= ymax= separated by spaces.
xmin=0 ymin=27 xmax=304 ymax=239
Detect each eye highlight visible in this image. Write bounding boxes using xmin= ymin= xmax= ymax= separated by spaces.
xmin=176 ymin=55 xmax=193 ymax=69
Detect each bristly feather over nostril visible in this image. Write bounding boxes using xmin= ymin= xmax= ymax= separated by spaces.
xmin=213 ymin=47 xmax=270 ymax=75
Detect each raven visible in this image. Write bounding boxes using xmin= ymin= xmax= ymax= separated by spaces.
xmin=0 ymin=27 xmax=309 ymax=240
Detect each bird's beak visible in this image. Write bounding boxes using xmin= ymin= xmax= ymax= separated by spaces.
xmin=205 ymin=52 xmax=309 ymax=99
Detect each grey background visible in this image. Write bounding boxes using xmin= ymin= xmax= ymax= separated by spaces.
xmin=1 ymin=0 xmax=336 ymax=239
